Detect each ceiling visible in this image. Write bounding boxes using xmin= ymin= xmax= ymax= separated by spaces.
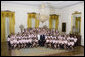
xmin=1 ymin=1 xmax=84 ymax=9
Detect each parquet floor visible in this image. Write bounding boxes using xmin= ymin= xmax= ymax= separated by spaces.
xmin=1 ymin=42 xmax=84 ymax=56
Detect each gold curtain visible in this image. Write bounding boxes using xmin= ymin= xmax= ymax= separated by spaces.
xmin=27 ymin=14 xmax=32 ymax=28
xmin=8 ymin=12 xmax=15 ymax=34
xmin=1 ymin=12 xmax=6 ymax=42
xmin=27 ymin=13 xmax=39 ymax=28
xmin=49 ymin=16 xmax=52 ymax=29
xmin=12 ymin=13 xmax=15 ymax=33
xmin=35 ymin=18 xmax=39 ymax=28
xmin=49 ymin=15 xmax=59 ymax=29
xmin=9 ymin=13 xmax=12 ymax=34
xmin=55 ymin=15 xmax=59 ymax=29
xmin=75 ymin=17 xmax=81 ymax=33
xmin=35 ymin=14 xmax=39 ymax=28
xmin=75 ymin=17 xmax=80 ymax=29
xmin=1 ymin=11 xmax=15 ymax=42
xmin=71 ymin=16 xmax=73 ymax=33
xmin=75 ymin=17 xmax=78 ymax=29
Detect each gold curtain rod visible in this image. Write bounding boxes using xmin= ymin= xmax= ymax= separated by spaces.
xmin=1 ymin=10 xmax=15 ymax=12
xmin=72 ymin=11 xmax=81 ymax=15
xmin=50 ymin=14 xmax=59 ymax=16
xmin=27 ymin=12 xmax=36 ymax=14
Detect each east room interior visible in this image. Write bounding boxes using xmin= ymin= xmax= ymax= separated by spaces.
xmin=1 ymin=1 xmax=84 ymax=56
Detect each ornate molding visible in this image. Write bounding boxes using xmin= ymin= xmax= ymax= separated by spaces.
xmin=72 ymin=11 xmax=81 ymax=15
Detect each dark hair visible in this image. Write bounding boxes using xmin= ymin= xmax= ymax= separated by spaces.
xmin=8 ymin=35 xmax=10 ymax=38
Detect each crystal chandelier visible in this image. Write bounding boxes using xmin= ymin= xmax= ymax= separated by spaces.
xmin=37 ymin=3 xmax=49 ymax=23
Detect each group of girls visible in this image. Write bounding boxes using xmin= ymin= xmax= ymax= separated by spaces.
xmin=7 ymin=28 xmax=77 ymax=50
xmin=45 ymin=35 xmax=77 ymax=50
xmin=8 ymin=33 xmax=38 ymax=49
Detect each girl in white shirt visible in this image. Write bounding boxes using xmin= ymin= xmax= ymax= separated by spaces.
xmin=17 ymin=39 xmax=20 ymax=49
xmin=18 ymin=35 xmax=21 ymax=39
xmin=61 ymin=40 xmax=64 ymax=49
xmin=32 ymin=38 xmax=35 ymax=47
xmin=74 ymin=38 xmax=77 ymax=43
xmin=49 ymin=38 xmax=52 ymax=48
xmin=63 ymin=40 xmax=68 ymax=49
xmin=56 ymin=39 xmax=60 ymax=49
xmin=58 ymin=40 xmax=62 ymax=49
xmin=47 ymin=38 xmax=51 ymax=48
xmin=32 ymin=38 xmax=37 ymax=47
xmin=70 ymin=41 xmax=75 ymax=50
xmin=51 ymin=38 xmax=54 ymax=48
xmin=22 ymin=35 xmax=24 ymax=39
xmin=21 ymin=38 xmax=24 ymax=48
xmin=67 ymin=40 xmax=71 ymax=50
xmin=45 ymin=38 xmax=49 ymax=48
xmin=52 ymin=38 xmax=56 ymax=48
xmin=67 ymin=36 xmax=71 ymax=41
xmin=18 ymin=39 xmax=21 ymax=49
xmin=25 ymin=38 xmax=28 ymax=48
xmin=23 ymin=38 xmax=26 ymax=48
xmin=70 ymin=37 xmax=74 ymax=41
xmin=16 ymin=35 xmax=19 ymax=39
xmin=29 ymin=38 xmax=33 ymax=48
xmin=54 ymin=39 xmax=58 ymax=49
xmin=27 ymin=38 xmax=30 ymax=47
xmin=19 ymin=39 xmax=22 ymax=48
xmin=35 ymin=38 xmax=38 ymax=47
xmin=20 ymin=35 xmax=23 ymax=39
xmin=25 ymin=38 xmax=27 ymax=48
xmin=26 ymin=36 xmax=28 ymax=39
xmin=23 ymin=35 xmax=26 ymax=39
xmin=10 ymin=39 xmax=14 ymax=49
xmin=10 ymin=35 xmax=14 ymax=39
xmin=74 ymin=36 xmax=77 ymax=46
xmin=62 ymin=36 xmax=66 ymax=40
xmin=13 ymin=39 xmax=17 ymax=49
xmin=58 ymin=35 xmax=61 ymax=40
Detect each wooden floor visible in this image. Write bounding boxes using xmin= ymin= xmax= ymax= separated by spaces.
xmin=46 ymin=46 xmax=84 ymax=56
xmin=1 ymin=42 xmax=84 ymax=56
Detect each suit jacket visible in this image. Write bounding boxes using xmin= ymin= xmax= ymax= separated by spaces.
xmin=42 ymin=35 xmax=45 ymax=40
xmin=40 ymin=35 xmax=43 ymax=41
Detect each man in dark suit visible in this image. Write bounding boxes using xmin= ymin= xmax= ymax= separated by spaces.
xmin=39 ymin=35 xmax=43 ymax=46
xmin=40 ymin=34 xmax=45 ymax=47
xmin=42 ymin=35 xmax=45 ymax=46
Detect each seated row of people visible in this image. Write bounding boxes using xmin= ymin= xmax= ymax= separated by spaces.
xmin=8 ymin=35 xmax=39 ymax=49
xmin=7 ymin=28 xmax=77 ymax=50
xmin=8 ymin=32 xmax=77 ymax=51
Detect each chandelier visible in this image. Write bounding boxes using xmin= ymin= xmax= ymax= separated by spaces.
xmin=37 ymin=3 xmax=50 ymax=23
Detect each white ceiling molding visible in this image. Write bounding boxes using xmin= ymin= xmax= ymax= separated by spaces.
xmin=1 ymin=1 xmax=84 ymax=9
